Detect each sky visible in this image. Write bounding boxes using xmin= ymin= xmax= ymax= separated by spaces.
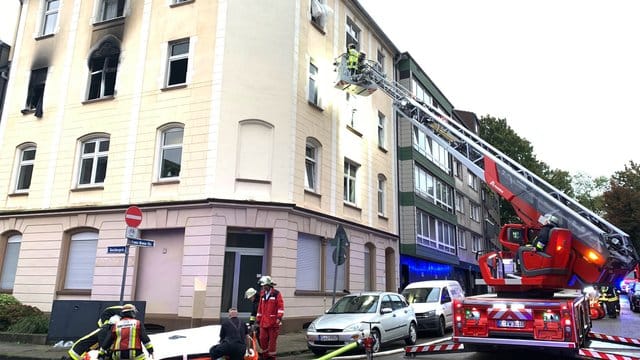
xmin=359 ymin=0 xmax=639 ymax=178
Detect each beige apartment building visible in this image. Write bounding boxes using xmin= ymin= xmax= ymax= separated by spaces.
xmin=0 ymin=0 xmax=400 ymax=331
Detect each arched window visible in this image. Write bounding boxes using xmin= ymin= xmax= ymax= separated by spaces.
xmin=77 ymin=135 xmax=110 ymax=186
xmin=385 ymin=247 xmax=396 ymax=292
xmin=87 ymin=37 xmax=120 ymax=100
xmin=157 ymin=125 xmax=184 ymax=179
xmin=364 ymin=243 xmax=376 ymax=291
xmin=305 ymin=137 xmax=321 ymax=192
xmin=14 ymin=144 xmax=36 ymax=193
xmin=0 ymin=234 xmax=22 ymax=291
xmin=63 ymin=231 xmax=98 ymax=290
xmin=377 ymin=174 xmax=387 ymax=216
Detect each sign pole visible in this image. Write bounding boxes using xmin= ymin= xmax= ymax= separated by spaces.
xmin=332 ymin=234 xmax=341 ymax=306
xmin=119 ymin=244 xmax=130 ymax=305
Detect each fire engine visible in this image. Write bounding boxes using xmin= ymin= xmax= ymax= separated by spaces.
xmin=334 ymin=53 xmax=640 ymax=359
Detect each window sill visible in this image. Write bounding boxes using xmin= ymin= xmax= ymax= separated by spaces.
xmin=346 ymin=125 xmax=363 ymax=137
xmin=304 ymin=188 xmax=321 ymax=198
xmin=93 ymin=16 xmax=125 ymax=29
xmin=7 ymin=191 xmax=29 ymax=197
xmin=82 ymin=95 xmax=115 ymax=105
xmin=294 ymin=289 xmax=349 ymax=297
xmin=343 ymin=201 xmax=361 ymax=211
xmin=170 ymin=0 xmax=195 ymax=7
xmin=161 ymin=84 xmax=187 ymax=91
xmin=56 ymin=289 xmax=91 ymax=296
xmin=378 ymin=146 xmax=388 ymax=153
xmin=377 ymin=213 xmax=388 ymax=220
xmin=307 ymin=101 xmax=324 ymax=111
xmin=310 ymin=20 xmax=326 ymax=35
xmin=34 ymin=33 xmax=55 ymax=41
xmin=236 ymin=178 xmax=271 ymax=184
xmin=152 ymin=179 xmax=180 ymax=185
xmin=70 ymin=185 xmax=105 ymax=192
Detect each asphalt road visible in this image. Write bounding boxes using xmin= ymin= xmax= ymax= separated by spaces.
xmin=282 ymin=295 xmax=640 ymax=360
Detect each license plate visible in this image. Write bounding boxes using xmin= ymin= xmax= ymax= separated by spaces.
xmin=497 ymin=320 xmax=525 ymax=328
xmin=319 ymin=335 xmax=339 ymax=341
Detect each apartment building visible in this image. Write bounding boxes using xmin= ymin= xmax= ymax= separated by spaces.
xmin=0 ymin=0 xmax=400 ymax=331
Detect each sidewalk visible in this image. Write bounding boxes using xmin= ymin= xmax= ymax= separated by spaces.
xmin=0 ymin=331 xmax=310 ymax=360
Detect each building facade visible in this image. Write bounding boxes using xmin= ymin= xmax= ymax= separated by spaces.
xmin=0 ymin=0 xmax=400 ymax=331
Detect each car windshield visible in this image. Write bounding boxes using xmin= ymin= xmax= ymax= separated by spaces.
xmin=327 ymin=295 xmax=379 ymax=314
xmin=402 ymin=287 xmax=440 ymax=303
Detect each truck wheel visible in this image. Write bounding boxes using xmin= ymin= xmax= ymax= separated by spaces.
xmin=435 ymin=316 xmax=446 ymax=337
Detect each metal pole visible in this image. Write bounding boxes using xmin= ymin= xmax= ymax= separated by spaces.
xmin=332 ymin=236 xmax=341 ymax=306
xmin=119 ymin=245 xmax=130 ymax=305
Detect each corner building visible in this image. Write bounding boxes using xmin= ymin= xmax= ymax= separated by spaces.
xmin=0 ymin=0 xmax=399 ymax=331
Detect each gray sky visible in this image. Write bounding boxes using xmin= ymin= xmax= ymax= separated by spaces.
xmin=360 ymin=0 xmax=639 ymax=178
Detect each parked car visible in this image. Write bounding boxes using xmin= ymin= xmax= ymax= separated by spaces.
xmin=629 ymin=281 xmax=640 ymax=313
xmin=306 ymin=291 xmax=417 ymax=356
xmin=401 ymin=280 xmax=465 ymax=336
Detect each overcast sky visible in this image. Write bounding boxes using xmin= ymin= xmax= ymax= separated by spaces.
xmin=360 ymin=0 xmax=639 ymax=178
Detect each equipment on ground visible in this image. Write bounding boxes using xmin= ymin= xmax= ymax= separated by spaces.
xmin=333 ymin=53 xmax=640 ymax=359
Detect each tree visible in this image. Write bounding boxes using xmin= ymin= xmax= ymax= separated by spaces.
xmin=572 ymin=172 xmax=609 ymax=216
xmin=602 ymin=161 xmax=640 ymax=252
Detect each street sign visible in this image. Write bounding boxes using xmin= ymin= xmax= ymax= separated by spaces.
xmin=125 ymin=206 xmax=143 ymax=228
xmin=125 ymin=226 xmax=141 ymax=240
xmin=127 ymin=238 xmax=155 ymax=247
xmin=332 ymin=246 xmax=347 ymax=265
xmin=330 ymin=224 xmax=349 ymax=247
xmin=108 ymin=246 xmax=127 ymax=254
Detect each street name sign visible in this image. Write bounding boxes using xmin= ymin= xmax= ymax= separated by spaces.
xmin=108 ymin=246 xmax=127 ymax=254
xmin=127 ymin=238 xmax=155 ymax=247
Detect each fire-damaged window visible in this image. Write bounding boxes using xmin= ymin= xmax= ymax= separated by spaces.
xmin=87 ymin=38 xmax=120 ymax=100
xmin=24 ymin=68 xmax=47 ymax=117
xmin=99 ymin=0 xmax=125 ymax=22
xmin=310 ymin=0 xmax=330 ymax=31
xmin=346 ymin=16 xmax=360 ymax=50
xmin=166 ymin=39 xmax=189 ymax=87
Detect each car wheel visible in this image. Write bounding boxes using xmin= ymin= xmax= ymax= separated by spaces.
xmin=310 ymin=347 xmax=326 ymax=356
xmin=405 ymin=322 xmax=417 ymax=345
xmin=435 ymin=316 xmax=446 ymax=337
xmin=371 ymin=329 xmax=381 ymax=353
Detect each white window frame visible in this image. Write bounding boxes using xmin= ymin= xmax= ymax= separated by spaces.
xmin=343 ymin=159 xmax=359 ymax=205
xmin=0 ymin=234 xmax=22 ymax=291
xmin=416 ymin=209 xmax=456 ymax=254
xmin=470 ymin=202 xmax=481 ymax=222
xmin=64 ymin=232 xmax=98 ymax=290
xmin=87 ymin=39 xmax=120 ymax=100
xmin=77 ymin=137 xmax=109 ymax=187
xmin=308 ymin=61 xmax=320 ymax=106
xmin=166 ymin=39 xmax=190 ymax=87
xmin=377 ymin=174 xmax=386 ymax=216
xmin=296 ymin=234 xmax=346 ymax=292
xmin=377 ymin=111 xmax=386 ymax=149
xmin=472 ymin=234 xmax=482 ymax=253
xmin=346 ymin=16 xmax=360 ymax=49
xmin=41 ymin=0 xmax=59 ymax=36
xmin=310 ymin=0 xmax=328 ymax=30
xmin=98 ymin=0 xmax=126 ymax=22
xmin=457 ymin=228 xmax=467 ymax=249
xmin=454 ymin=192 xmax=465 ymax=214
xmin=14 ymin=146 xmax=36 ymax=193
xmin=414 ymin=166 xmax=454 ymax=213
xmin=467 ymin=172 xmax=479 ymax=191
xmin=305 ymin=139 xmax=320 ymax=192
xmin=157 ymin=126 xmax=183 ymax=180
xmin=412 ymin=125 xmax=450 ymax=172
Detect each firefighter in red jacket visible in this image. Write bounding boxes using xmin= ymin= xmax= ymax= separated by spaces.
xmin=256 ymin=276 xmax=284 ymax=360
xmin=99 ymin=304 xmax=154 ymax=360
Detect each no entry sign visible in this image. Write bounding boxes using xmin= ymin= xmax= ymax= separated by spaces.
xmin=124 ymin=206 xmax=143 ymax=228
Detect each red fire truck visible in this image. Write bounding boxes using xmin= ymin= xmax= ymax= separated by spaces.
xmin=334 ymin=54 xmax=640 ymax=359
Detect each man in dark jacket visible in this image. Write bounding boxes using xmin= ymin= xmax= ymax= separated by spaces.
xmin=210 ymin=307 xmax=250 ymax=360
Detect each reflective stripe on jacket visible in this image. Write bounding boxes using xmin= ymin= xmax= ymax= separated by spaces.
xmin=256 ymin=289 xmax=284 ymax=328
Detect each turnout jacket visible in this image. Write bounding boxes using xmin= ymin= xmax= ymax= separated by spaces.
xmin=256 ymin=289 xmax=284 ymax=328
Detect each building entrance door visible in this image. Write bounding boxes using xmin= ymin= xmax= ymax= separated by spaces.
xmin=220 ymin=232 xmax=266 ymax=319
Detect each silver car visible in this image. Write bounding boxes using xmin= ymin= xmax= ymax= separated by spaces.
xmin=306 ymin=291 xmax=417 ymax=356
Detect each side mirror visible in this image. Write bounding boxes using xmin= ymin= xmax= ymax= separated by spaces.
xmin=380 ymin=307 xmax=393 ymax=315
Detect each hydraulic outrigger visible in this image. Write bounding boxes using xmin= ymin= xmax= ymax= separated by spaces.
xmin=333 ymin=53 xmax=639 ymax=360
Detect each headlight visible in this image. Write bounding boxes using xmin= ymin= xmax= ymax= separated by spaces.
xmin=343 ymin=323 xmax=364 ymax=332
xmin=425 ymin=310 xmax=436 ymax=317
xmin=307 ymin=322 xmax=316 ymax=332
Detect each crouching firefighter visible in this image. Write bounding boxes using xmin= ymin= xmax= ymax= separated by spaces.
xmin=98 ymin=304 xmax=154 ymax=360
xmin=64 ymin=305 xmax=123 ymax=360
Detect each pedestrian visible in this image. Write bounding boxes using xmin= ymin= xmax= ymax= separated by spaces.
xmin=98 ymin=304 xmax=154 ymax=360
xmin=64 ymin=305 xmax=123 ymax=360
xmin=256 ymin=276 xmax=284 ymax=360
xmin=347 ymin=43 xmax=359 ymax=76
xmin=209 ymin=307 xmax=251 ymax=360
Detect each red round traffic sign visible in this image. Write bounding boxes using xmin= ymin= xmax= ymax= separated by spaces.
xmin=125 ymin=206 xmax=143 ymax=227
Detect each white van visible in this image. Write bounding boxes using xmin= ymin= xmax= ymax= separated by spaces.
xmin=401 ymin=280 xmax=465 ymax=336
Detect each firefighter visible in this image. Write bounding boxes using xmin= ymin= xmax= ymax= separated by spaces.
xmin=245 ymin=287 xmax=259 ymax=333
xmin=531 ymin=213 xmax=560 ymax=252
xmin=64 ymin=305 xmax=123 ymax=360
xmin=99 ymin=304 xmax=154 ymax=360
xmin=256 ymin=276 xmax=284 ymax=360
xmin=598 ymin=284 xmax=620 ymax=318
xmin=347 ymin=43 xmax=360 ymax=75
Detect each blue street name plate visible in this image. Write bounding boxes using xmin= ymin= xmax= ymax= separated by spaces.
xmin=107 ymin=246 xmax=127 ymax=254
xmin=127 ymin=238 xmax=155 ymax=247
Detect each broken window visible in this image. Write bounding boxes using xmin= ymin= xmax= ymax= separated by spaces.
xmin=346 ymin=17 xmax=360 ymax=50
xmin=25 ymin=68 xmax=47 ymax=117
xmin=166 ymin=39 xmax=189 ymax=87
xmin=41 ymin=0 xmax=59 ymax=35
xmin=310 ymin=0 xmax=329 ymax=29
xmin=87 ymin=39 xmax=119 ymax=100
xmin=100 ymin=0 xmax=125 ymax=21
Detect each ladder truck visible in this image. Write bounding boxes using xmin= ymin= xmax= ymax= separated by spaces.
xmin=333 ymin=54 xmax=640 ymax=359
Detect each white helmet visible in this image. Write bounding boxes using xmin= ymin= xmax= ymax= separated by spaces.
xmin=245 ymin=288 xmax=257 ymax=299
xmin=542 ymin=213 xmax=560 ymax=227
xmin=259 ymin=275 xmax=276 ymax=286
